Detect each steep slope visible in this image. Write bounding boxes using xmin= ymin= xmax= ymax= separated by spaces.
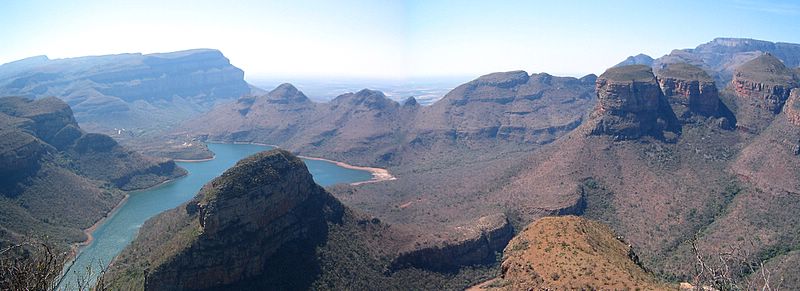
xmin=473 ymin=216 xmax=671 ymax=291
xmin=656 ymin=62 xmax=723 ymax=120
xmin=0 ymin=96 xmax=185 ymax=250
xmin=728 ymin=53 xmax=798 ymax=131
xmin=0 ymin=50 xmax=250 ymax=132
xmin=585 ymin=65 xmax=679 ymax=140
xmin=105 ymin=150 xmax=498 ymax=290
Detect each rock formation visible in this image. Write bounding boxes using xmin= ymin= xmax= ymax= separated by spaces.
xmin=390 ymin=213 xmax=514 ymax=271
xmin=786 ymin=89 xmax=800 ymax=126
xmin=588 ymin=65 xmax=679 ymax=139
xmin=141 ymin=150 xmax=343 ymax=290
xmin=472 ymin=216 xmax=670 ymax=290
xmin=656 ymin=62 xmax=721 ymax=118
xmin=731 ymin=53 xmax=798 ymax=131
xmin=732 ymin=54 xmax=797 ymax=113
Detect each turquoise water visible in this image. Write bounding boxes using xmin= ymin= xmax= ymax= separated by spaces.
xmin=58 ymin=143 xmax=373 ymax=290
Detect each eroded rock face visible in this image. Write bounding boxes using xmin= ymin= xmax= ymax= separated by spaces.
xmin=786 ymin=89 xmax=800 ymax=126
xmin=390 ymin=213 xmax=514 ymax=272
xmin=732 ymin=54 xmax=797 ymax=113
xmin=589 ymin=65 xmax=678 ymax=139
xmin=145 ymin=150 xmax=344 ymax=290
xmin=656 ymin=63 xmax=720 ymax=117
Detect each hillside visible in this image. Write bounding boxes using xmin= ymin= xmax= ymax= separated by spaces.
xmin=0 ymin=96 xmax=185 ymax=250
xmin=472 ymin=216 xmax=672 ymax=290
xmin=104 ymin=150 xmax=498 ymax=290
xmin=182 ymin=70 xmax=597 ymax=167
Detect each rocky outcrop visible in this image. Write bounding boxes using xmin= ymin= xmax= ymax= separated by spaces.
xmin=732 ymin=54 xmax=797 ymax=113
xmin=656 ymin=62 xmax=720 ymax=117
xmin=390 ymin=213 xmax=514 ymax=272
xmin=786 ymin=89 xmax=800 ymax=126
xmin=144 ymin=150 xmax=344 ymax=290
xmin=0 ymin=49 xmax=251 ymax=131
xmin=473 ymin=216 xmax=669 ymax=291
xmin=589 ymin=65 xmax=679 ymax=139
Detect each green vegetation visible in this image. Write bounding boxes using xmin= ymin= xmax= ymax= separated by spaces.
xmin=600 ymin=65 xmax=655 ymax=82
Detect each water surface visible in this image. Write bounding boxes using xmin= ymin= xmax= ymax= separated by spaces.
xmin=59 ymin=143 xmax=373 ymax=289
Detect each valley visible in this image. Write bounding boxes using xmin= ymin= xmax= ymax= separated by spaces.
xmin=1 ymin=29 xmax=800 ymax=290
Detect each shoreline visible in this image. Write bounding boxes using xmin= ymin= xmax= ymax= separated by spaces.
xmin=298 ymin=155 xmax=397 ymax=185
xmin=209 ymin=140 xmax=397 ymax=185
xmin=64 ymin=175 xmax=186 ymax=272
xmin=174 ymin=156 xmax=215 ymax=162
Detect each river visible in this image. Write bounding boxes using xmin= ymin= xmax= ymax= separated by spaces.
xmin=59 ymin=143 xmax=374 ymax=290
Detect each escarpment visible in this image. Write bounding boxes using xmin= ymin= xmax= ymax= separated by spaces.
xmin=656 ymin=62 xmax=721 ymax=118
xmin=730 ymin=54 xmax=798 ymax=131
xmin=390 ymin=213 xmax=514 ymax=272
xmin=786 ymin=89 xmax=800 ymax=126
xmin=588 ymin=65 xmax=679 ymax=140
xmin=0 ymin=49 xmax=251 ymax=131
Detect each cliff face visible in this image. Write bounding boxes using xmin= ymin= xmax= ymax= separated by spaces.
xmin=786 ymin=89 xmax=800 ymax=126
xmin=731 ymin=54 xmax=798 ymax=131
xmin=732 ymin=54 xmax=797 ymax=113
xmin=390 ymin=213 xmax=514 ymax=272
xmin=656 ymin=62 xmax=721 ymax=118
xmin=143 ymin=150 xmax=342 ymax=290
xmin=0 ymin=96 xmax=185 ymax=250
xmin=588 ymin=65 xmax=679 ymax=140
xmin=0 ymin=50 xmax=250 ymax=131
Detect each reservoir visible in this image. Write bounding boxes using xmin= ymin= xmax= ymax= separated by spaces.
xmin=59 ymin=143 xmax=374 ymax=289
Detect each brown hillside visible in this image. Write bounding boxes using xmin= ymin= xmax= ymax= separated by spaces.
xmin=473 ymin=216 xmax=672 ymax=291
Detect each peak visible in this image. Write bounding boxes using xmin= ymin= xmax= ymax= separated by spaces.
xmin=657 ymin=62 xmax=713 ymax=82
xmin=614 ymin=54 xmax=654 ymax=68
xmin=202 ymin=149 xmax=309 ymax=204
xmin=735 ymin=53 xmax=795 ymax=84
xmin=599 ymin=65 xmax=656 ymax=82
xmin=355 ymin=88 xmax=387 ymax=98
xmin=402 ymin=96 xmax=419 ymax=107
xmin=579 ymin=74 xmax=598 ymax=84
xmin=266 ymin=83 xmax=309 ymax=103
xmin=473 ymin=70 xmax=530 ymax=87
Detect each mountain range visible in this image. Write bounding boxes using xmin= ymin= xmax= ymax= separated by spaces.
xmin=2 ymin=37 xmax=800 ymax=290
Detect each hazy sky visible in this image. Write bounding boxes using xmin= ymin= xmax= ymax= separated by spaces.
xmin=2 ymin=0 xmax=799 ymax=79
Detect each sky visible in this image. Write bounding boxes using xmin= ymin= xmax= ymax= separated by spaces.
xmin=1 ymin=0 xmax=799 ymax=79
